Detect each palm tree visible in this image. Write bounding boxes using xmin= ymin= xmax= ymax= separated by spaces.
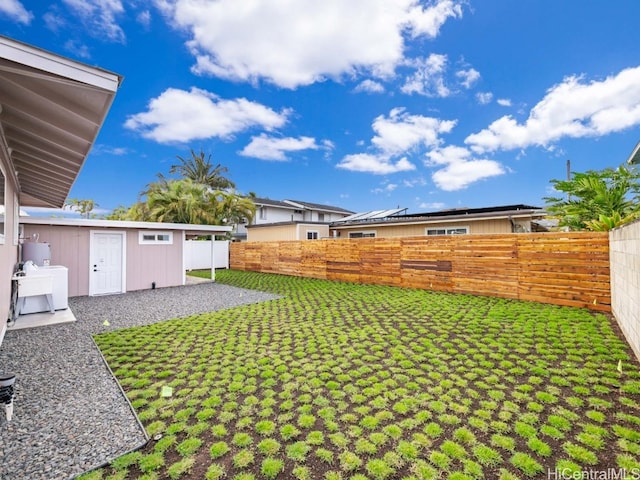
xmin=65 ymin=198 xmax=97 ymax=218
xmin=170 ymin=149 xmax=235 ymax=190
xmin=544 ymin=165 xmax=640 ymax=231
xmin=146 ymin=179 xmax=218 ymax=225
xmin=213 ymin=190 xmax=257 ymax=226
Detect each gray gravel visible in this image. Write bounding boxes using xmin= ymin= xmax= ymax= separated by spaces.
xmin=0 ymin=280 xmax=280 ymax=480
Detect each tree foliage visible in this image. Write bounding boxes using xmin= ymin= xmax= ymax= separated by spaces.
xmin=170 ymin=149 xmax=236 ymax=190
xmin=65 ymin=198 xmax=97 ymax=218
xmin=544 ymin=165 xmax=640 ymax=231
xmin=106 ymin=149 xmax=254 ymax=230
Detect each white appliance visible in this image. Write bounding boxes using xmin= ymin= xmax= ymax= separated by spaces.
xmin=19 ymin=265 xmax=69 ymax=314
xmin=22 ymin=242 xmax=51 ymax=266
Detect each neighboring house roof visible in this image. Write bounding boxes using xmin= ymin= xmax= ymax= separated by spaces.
xmin=331 ymin=204 xmax=546 ymax=228
xmin=250 ymin=197 xmax=354 ymax=215
xmin=252 ymin=197 xmax=297 ymax=209
xmin=0 ymin=35 xmax=122 ymax=208
xmin=283 ymin=199 xmax=354 ymax=215
xmin=19 ymin=216 xmax=232 ymax=235
xmin=335 ymin=208 xmax=408 ymax=223
xmin=627 ymin=141 xmax=640 ymax=165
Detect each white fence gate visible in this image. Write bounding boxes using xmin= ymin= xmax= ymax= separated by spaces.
xmin=185 ymin=240 xmax=229 ymax=270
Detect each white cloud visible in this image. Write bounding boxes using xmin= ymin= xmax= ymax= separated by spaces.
xmin=124 ymin=87 xmax=289 ymax=144
xmin=63 ymin=0 xmax=126 ymax=42
xmin=354 ymin=80 xmax=386 ymax=94
xmin=372 ymin=182 xmax=398 ymax=194
xmin=497 ymin=98 xmax=512 ymax=107
xmin=456 ymin=67 xmax=480 ymax=89
xmin=401 ymin=54 xmax=450 ymax=97
xmin=338 ymin=153 xmax=416 ymax=174
xmin=64 ymin=40 xmax=91 ymax=59
xmin=426 ymin=145 xmax=505 ymax=191
xmin=403 ymin=176 xmax=428 ymax=187
xmin=406 ymin=0 xmax=462 ymax=38
xmin=157 ymin=0 xmax=464 ymax=88
xmin=476 ymin=92 xmax=493 ymax=105
xmin=371 ymin=107 xmax=456 ymax=155
xmin=338 ymin=108 xmax=454 ymax=175
xmin=137 ymin=9 xmax=151 ymax=28
xmin=240 ymin=134 xmax=322 ymax=161
xmin=0 ymin=0 xmax=33 ymax=24
xmin=418 ymin=201 xmax=446 ymax=210
xmin=466 ymin=66 xmax=640 ymax=153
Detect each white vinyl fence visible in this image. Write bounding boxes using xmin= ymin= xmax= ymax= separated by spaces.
xmin=185 ymin=240 xmax=229 ymax=270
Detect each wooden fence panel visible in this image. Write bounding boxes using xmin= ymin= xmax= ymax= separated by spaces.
xmin=517 ymin=233 xmax=611 ymax=311
xmin=400 ymin=236 xmax=453 ymax=291
xmin=451 ymin=235 xmax=519 ymax=299
xmin=326 ymin=239 xmax=361 ymax=283
xmin=300 ymin=240 xmax=327 ymax=279
xmin=229 ymin=232 xmax=611 ymax=311
xmin=359 ymin=238 xmax=402 ymax=286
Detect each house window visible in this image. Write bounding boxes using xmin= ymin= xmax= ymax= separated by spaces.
xmin=349 ymin=232 xmax=376 ymax=238
xmin=426 ymin=227 xmax=469 ymax=236
xmin=306 ymin=231 xmax=319 ymax=240
xmin=318 ymin=213 xmax=325 ymax=222
xmin=139 ymin=231 xmax=173 ymax=244
xmin=259 ymin=207 xmax=267 ymax=220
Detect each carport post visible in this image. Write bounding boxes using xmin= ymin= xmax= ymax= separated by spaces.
xmin=210 ymin=234 xmax=215 ymax=282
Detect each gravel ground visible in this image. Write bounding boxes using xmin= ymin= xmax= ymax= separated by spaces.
xmin=0 ymin=280 xmax=281 ymax=480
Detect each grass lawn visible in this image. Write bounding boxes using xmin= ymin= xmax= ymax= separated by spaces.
xmin=82 ymin=270 xmax=640 ymax=480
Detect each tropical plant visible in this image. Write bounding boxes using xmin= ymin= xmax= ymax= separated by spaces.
xmin=170 ymin=149 xmax=235 ymax=190
xmin=544 ymin=165 xmax=640 ymax=231
xmin=65 ymin=198 xmax=97 ymax=218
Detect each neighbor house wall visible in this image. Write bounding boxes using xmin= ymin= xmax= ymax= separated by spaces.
xmin=247 ymin=224 xmax=330 ymax=242
xmin=297 ymin=224 xmax=329 ymax=240
xmin=332 ymin=218 xmax=516 ymax=238
xmin=610 ymin=219 xmax=640 ymax=360
xmin=248 ymin=224 xmax=298 ymax=242
xmin=22 ymin=224 xmax=184 ymax=297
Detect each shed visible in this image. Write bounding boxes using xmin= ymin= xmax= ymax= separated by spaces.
xmin=20 ymin=217 xmax=231 ymax=297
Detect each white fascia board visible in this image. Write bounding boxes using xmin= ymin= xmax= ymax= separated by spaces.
xmin=19 ymin=216 xmax=232 ymax=233
xmin=0 ymin=35 xmax=121 ymax=92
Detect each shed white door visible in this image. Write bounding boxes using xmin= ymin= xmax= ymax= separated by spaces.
xmin=90 ymin=232 xmax=125 ymax=295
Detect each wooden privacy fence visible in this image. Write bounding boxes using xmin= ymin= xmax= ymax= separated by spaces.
xmin=230 ymin=232 xmax=611 ymax=312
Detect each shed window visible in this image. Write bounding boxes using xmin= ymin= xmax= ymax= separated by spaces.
xmin=139 ymin=231 xmax=173 ymax=244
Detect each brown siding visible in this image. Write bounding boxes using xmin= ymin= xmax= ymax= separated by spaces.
xmin=231 ymin=232 xmax=611 ymax=312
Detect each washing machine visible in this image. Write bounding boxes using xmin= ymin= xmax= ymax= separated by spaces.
xmin=20 ymin=265 xmax=69 ymax=314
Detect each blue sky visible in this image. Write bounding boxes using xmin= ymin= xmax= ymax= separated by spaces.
xmin=3 ymin=1 xmax=640 ymax=216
